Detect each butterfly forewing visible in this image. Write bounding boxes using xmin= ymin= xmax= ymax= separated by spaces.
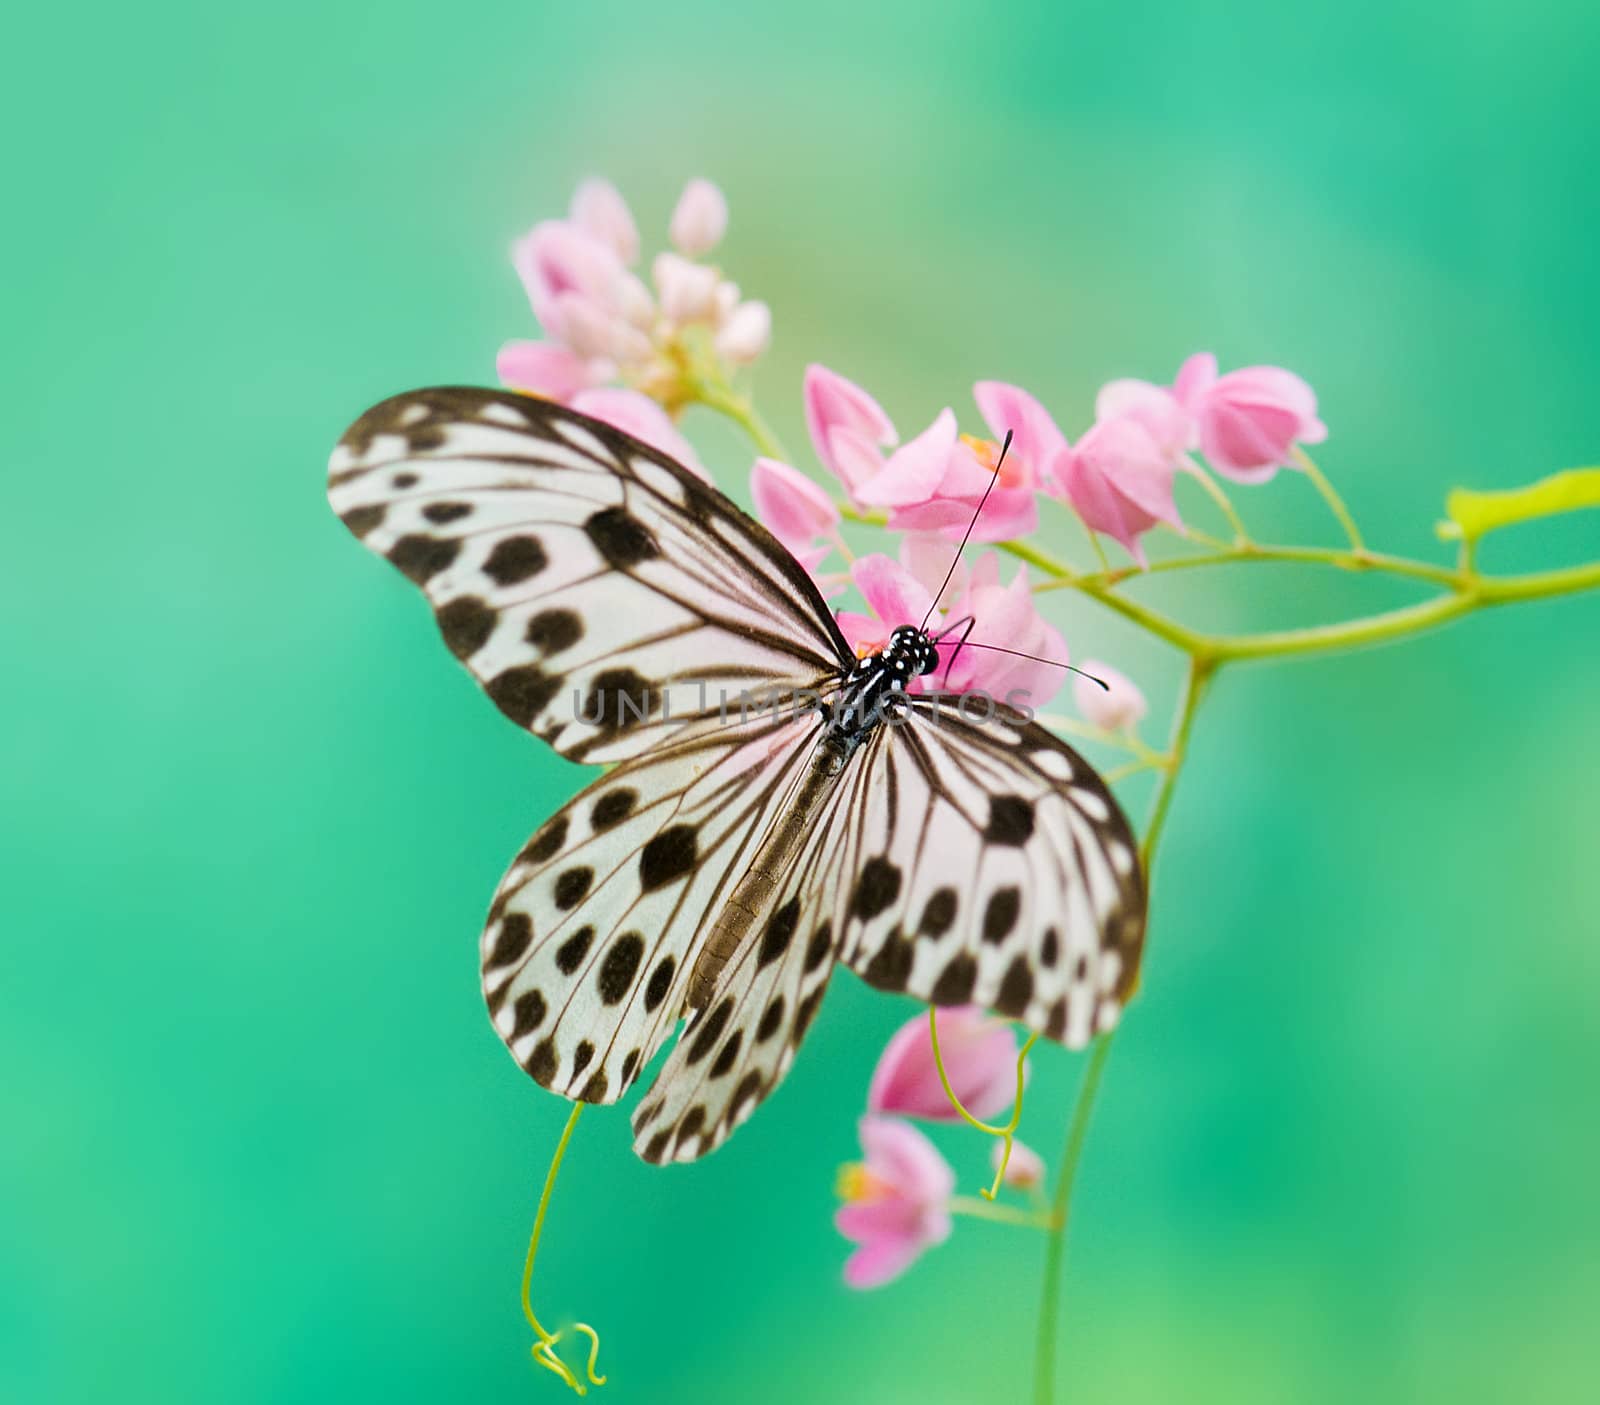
xmin=328 ymin=388 xmax=851 ymax=763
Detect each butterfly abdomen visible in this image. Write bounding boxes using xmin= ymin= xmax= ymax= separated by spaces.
xmin=687 ymin=736 xmax=848 ymax=1010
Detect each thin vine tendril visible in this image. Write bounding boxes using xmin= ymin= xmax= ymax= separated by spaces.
xmin=928 ymin=1007 xmax=1039 ymax=1200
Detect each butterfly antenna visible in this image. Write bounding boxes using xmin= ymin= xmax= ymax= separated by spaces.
xmin=953 ymin=642 xmax=1110 ymax=689
xmin=919 ymin=428 xmax=1013 ymax=631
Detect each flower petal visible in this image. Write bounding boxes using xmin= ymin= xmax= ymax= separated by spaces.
xmin=851 ymin=554 xmax=935 ymax=631
xmin=855 ymin=409 xmax=960 ymax=508
xmin=570 ymin=178 xmax=639 ymax=265
xmin=972 ymin=381 xmax=1069 ymax=478
xmin=570 ymin=388 xmax=711 ymax=481
xmin=751 ymin=457 xmax=838 ymax=553
xmin=804 ymin=365 xmax=897 ymax=486
xmin=866 ymin=1009 xmax=1024 ymax=1123
xmin=669 ymin=178 xmax=729 ymax=258
xmin=1074 ymin=659 xmax=1147 ymax=731
xmin=495 ymin=340 xmax=595 ymax=400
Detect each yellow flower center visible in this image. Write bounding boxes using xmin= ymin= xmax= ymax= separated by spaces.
xmin=961 ymin=432 xmax=1027 ymax=489
xmin=835 ymin=1163 xmax=890 ymax=1202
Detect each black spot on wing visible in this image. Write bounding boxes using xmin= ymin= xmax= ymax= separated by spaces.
xmin=804 ymin=921 xmax=833 ymax=973
xmin=758 ymin=897 xmax=801 ymax=967
xmin=525 ymin=608 xmax=583 ymax=655
xmin=554 ymin=924 xmax=594 ymax=974
xmin=982 ymin=887 xmax=1021 ymax=944
xmin=436 ymin=596 xmax=496 ymax=659
xmin=756 ymin=995 xmax=785 ymax=1042
xmin=861 ymin=931 xmax=915 ymax=992
xmin=643 ymin=954 xmax=676 ymax=1012
xmin=486 ymin=665 xmax=563 ymax=728
xmin=388 ymin=534 xmax=459 ymax=584
xmin=995 ymin=955 xmax=1034 ymax=1016
xmin=422 ymin=500 xmax=472 ymax=525
xmin=851 ymin=857 xmax=901 ymax=921
xmin=510 ymin=989 xmax=546 ymax=1037
xmin=552 ymin=867 xmax=593 ymax=911
xmin=520 ymin=814 xmax=568 ymax=866
xmin=581 ymin=669 xmax=661 ymax=736
xmin=590 ymin=787 xmax=637 ymax=831
xmin=639 ymin=826 xmax=697 ymax=891
xmin=984 ymin=795 xmax=1035 ymax=845
xmin=709 ymin=1030 xmax=744 ymax=1079
xmin=918 ymin=888 xmax=958 ymax=936
xmin=686 ymin=997 xmax=734 ymax=1065
xmin=483 ymin=534 xmax=548 ymax=585
xmin=340 ymin=504 xmax=385 ymax=538
xmin=597 ymin=933 xmax=645 ymax=1005
xmin=488 ymin=913 xmax=533 ymax=968
xmin=585 ymin=505 xmax=661 ymax=567
xmin=581 ymin=1069 xmax=609 ymax=1103
xmin=526 ymin=1037 xmax=557 ymax=1086
xmin=572 ymin=1041 xmax=595 ymax=1076
xmin=930 ymin=952 xmax=977 ymax=1005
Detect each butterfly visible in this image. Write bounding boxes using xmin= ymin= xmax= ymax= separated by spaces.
xmin=328 ymin=387 xmax=1147 ymax=1163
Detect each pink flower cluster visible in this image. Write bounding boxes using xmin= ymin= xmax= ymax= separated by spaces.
xmin=757 ymin=359 xmax=1327 ymax=581
xmin=497 ymin=178 xmax=770 ymax=476
xmin=836 ymin=1008 xmax=1039 ymax=1288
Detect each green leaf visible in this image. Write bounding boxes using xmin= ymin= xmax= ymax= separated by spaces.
xmin=1437 ymin=467 xmax=1600 ymax=542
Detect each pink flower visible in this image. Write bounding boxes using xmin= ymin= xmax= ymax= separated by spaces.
xmin=715 ymin=299 xmax=771 ymax=365
xmin=835 ymin=1116 xmax=954 ymax=1289
xmin=495 ymin=340 xmax=599 ymax=402
xmin=867 ymin=1005 xmax=1027 ymax=1122
xmin=1182 ymin=354 xmax=1328 ymax=483
xmin=804 ymin=364 xmax=898 ymax=496
xmin=942 ymin=555 xmax=1070 ymax=710
xmin=750 ymin=456 xmax=838 ymax=570
xmin=568 ymin=388 xmax=710 ymax=482
xmin=669 ymin=178 xmax=728 ymax=258
xmin=1053 ymin=416 xmax=1182 ymax=567
xmin=1073 ymin=659 xmax=1146 ymax=732
xmin=498 ymin=178 xmax=771 ymax=449
xmin=802 ymin=370 xmax=1043 ymax=542
xmin=1093 ymin=354 xmax=1209 ymax=464
xmin=570 ymin=177 xmax=639 ymax=264
xmin=990 ymin=1137 xmax=1045 ymax=1191
xmin=836 ymin=551 xmax=1070 ymax=709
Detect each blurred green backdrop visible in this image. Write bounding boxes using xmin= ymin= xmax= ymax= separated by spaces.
xmin=5 ymin=2 xmax=1598 ymax=1402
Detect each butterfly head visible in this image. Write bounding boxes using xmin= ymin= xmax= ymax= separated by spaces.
xmin=883 ymin=624 xmax=941 ymax=682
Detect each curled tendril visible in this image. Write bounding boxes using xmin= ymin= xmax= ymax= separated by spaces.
xmin=521 ymin=1103 xmax=607 ymax=1395
xmin=927 ymin=1007 xmax=1039 ymax=1200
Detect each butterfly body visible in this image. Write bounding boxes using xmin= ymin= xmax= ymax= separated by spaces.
xmin=329 ymin=387 xmax=1147 ymax=1163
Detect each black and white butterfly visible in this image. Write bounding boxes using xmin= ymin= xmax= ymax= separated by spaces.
xmin=328 ymin=387 xmax=1146 ymax=1164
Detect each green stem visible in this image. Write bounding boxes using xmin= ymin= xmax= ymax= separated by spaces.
xmin=1032 ymin=1034 xmax=1114 ymax=1405
xmin=1139 ymin=657 xmax=1212 ymax=871
xmin=1293 ymin=446 xmax=1366 ymax=552
xmin=1183 ymin=457 xmax=1254 ymax=545
xmin=691 ymin=376 xmax=792 ymax=462
xmin=951 ymin=1196 xmax=1060 ymax=1231
xmin=1032 ymin=657 xmax=1210 ymax=1405
xmin=1034 ymin=542 xmax=1465 ymax=592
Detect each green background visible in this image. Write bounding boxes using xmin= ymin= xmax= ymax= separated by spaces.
xmin=6 ymin=3 xmax=1598 ymax=1401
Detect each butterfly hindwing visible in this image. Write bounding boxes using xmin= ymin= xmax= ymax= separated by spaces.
xmin=482 ymin=706 xmax=833 ymax=1106
xmin=834 ymin=698 xmax=1144 ymax=1045
xmin=328 ymin=388 xmax=850 ymax=763
xmin=628 ymin=737 xmax=888 ymax=1162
